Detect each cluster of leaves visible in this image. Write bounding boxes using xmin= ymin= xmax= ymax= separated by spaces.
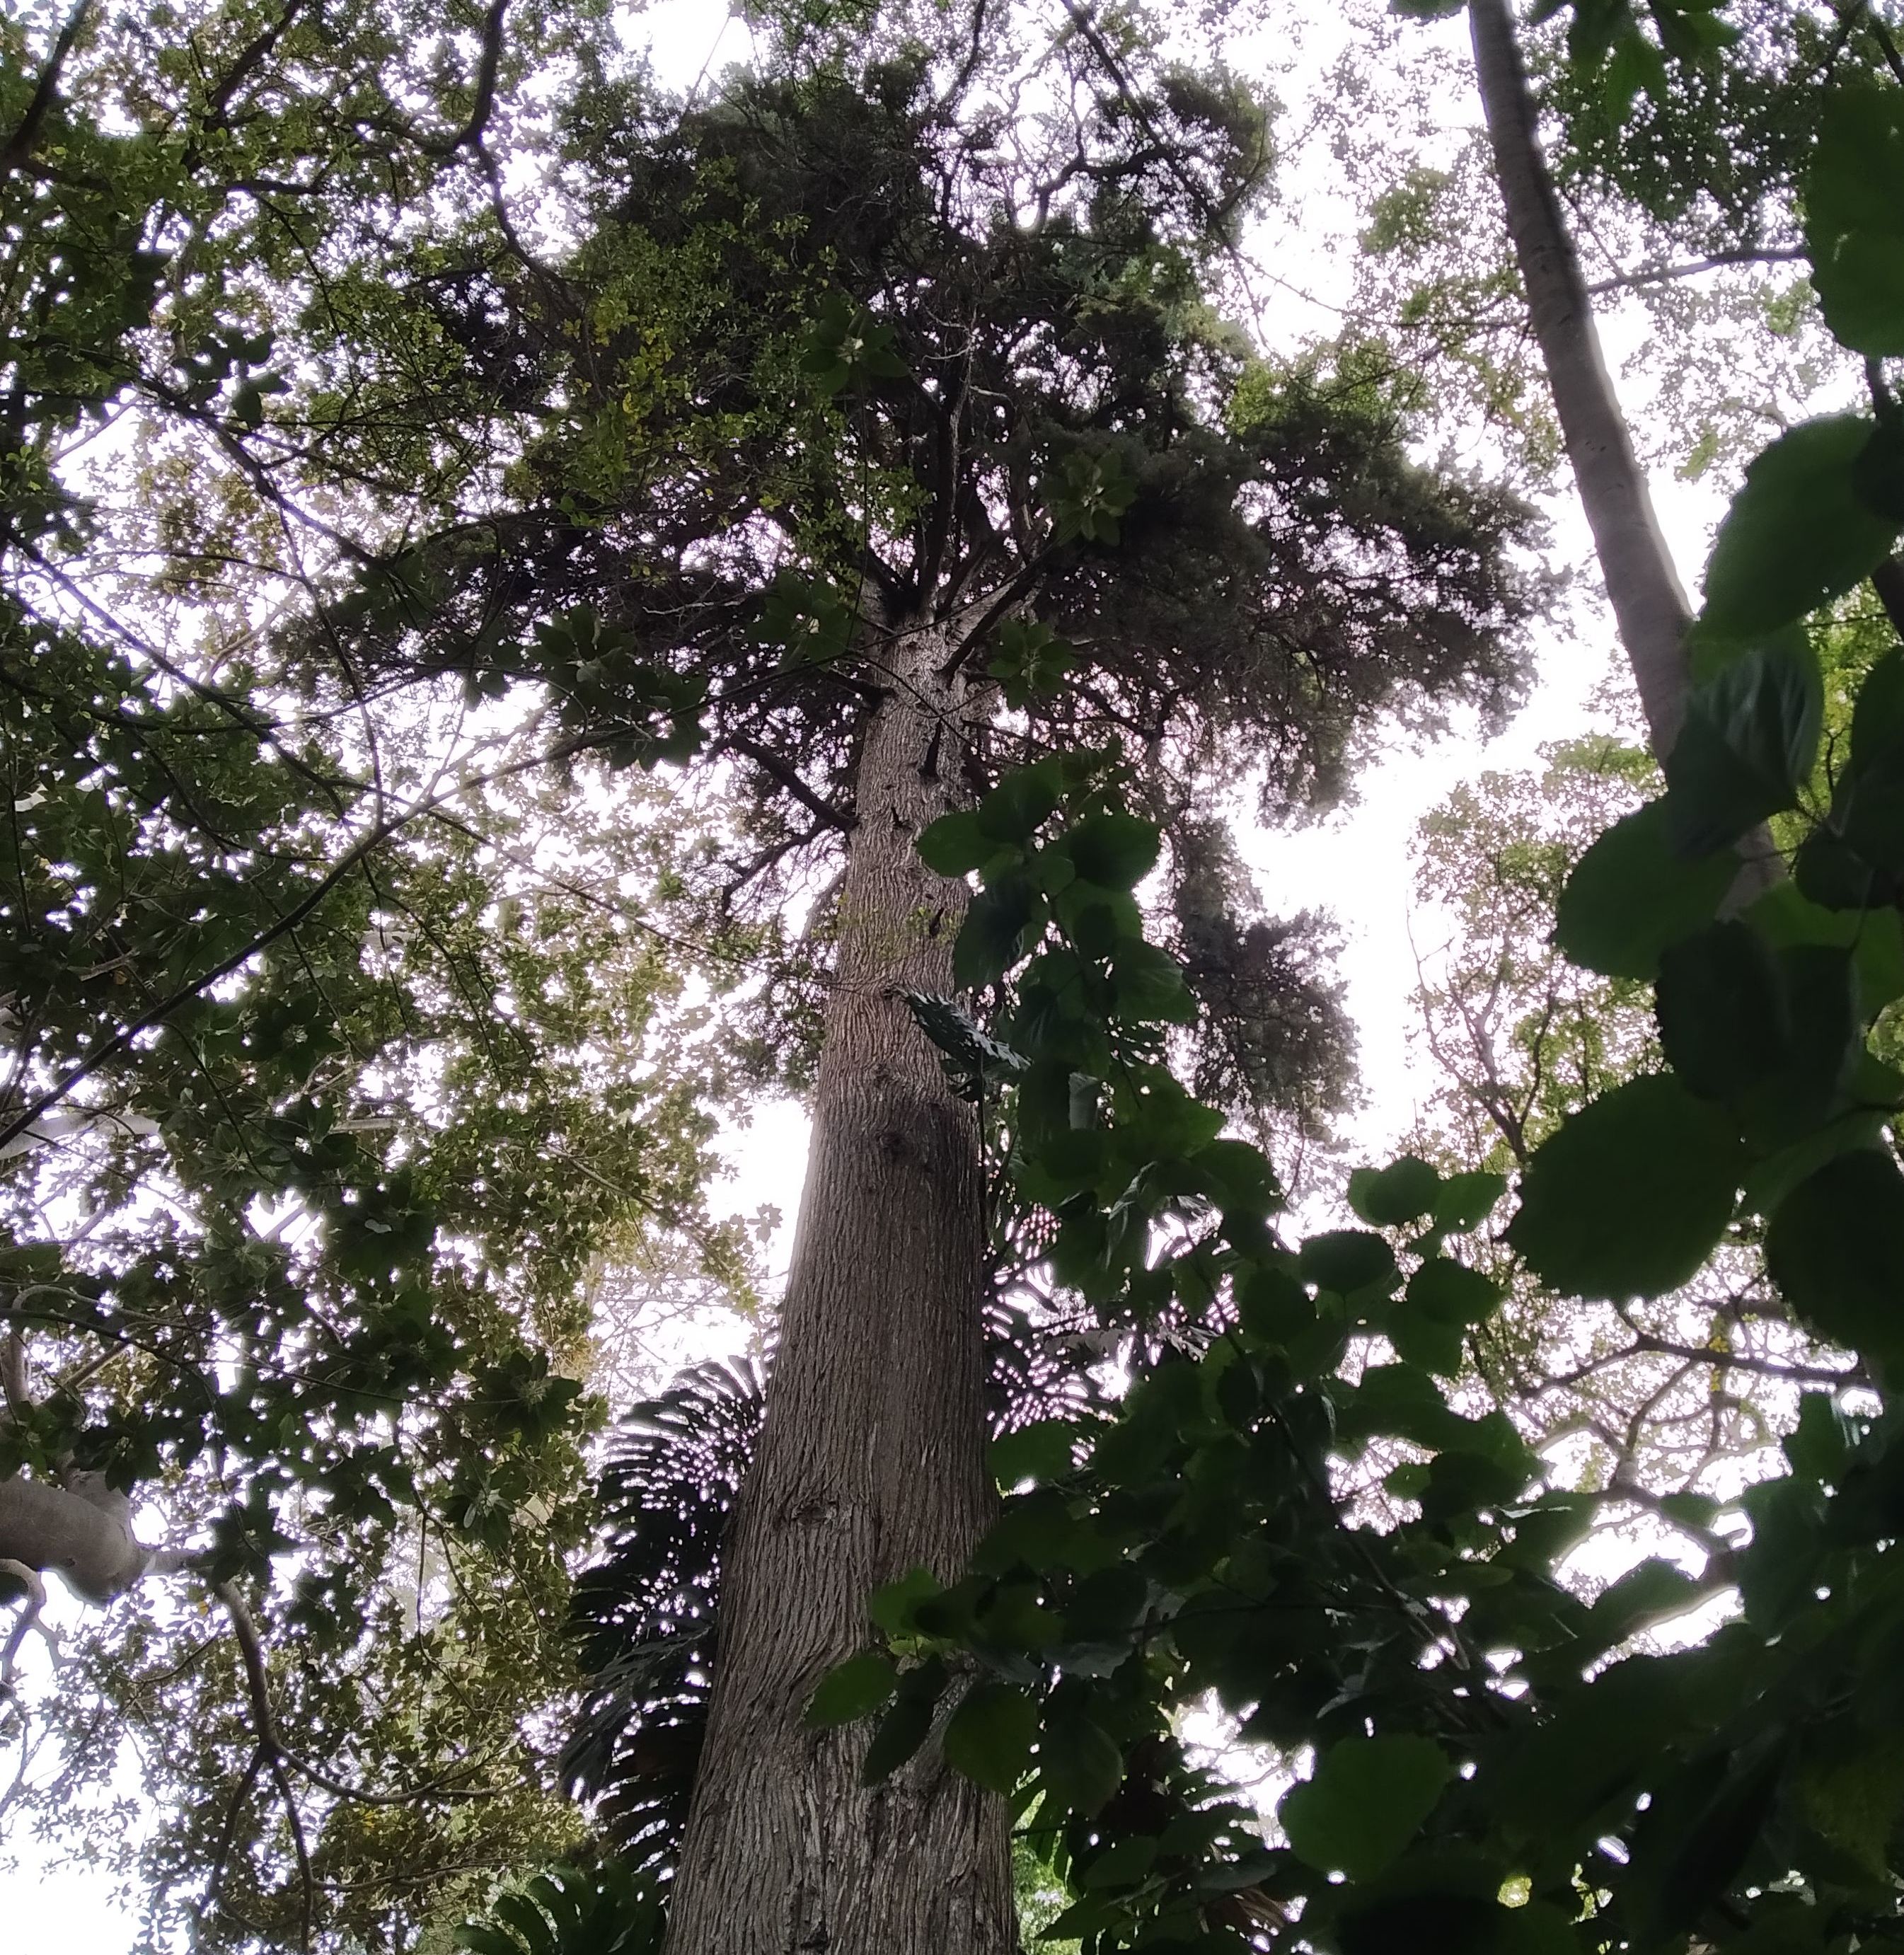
xmin=804 ymin=57 xmax=1904 ymax=1954
xmin=456 ymin=1859 xmax=666 ymax=1955
xmin=793 ymin=50 xmax=1904 ymax=1955
xmin=0 ymin=1 xmax=769 ymax=1941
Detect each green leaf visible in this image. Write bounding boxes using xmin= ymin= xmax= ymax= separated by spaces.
xmin=1701 ymin=417 xmax=1899 ymax=638
xmin=1746 ymin=875 xmax=1904 ymax=1019
xmin=1348 ymin=1155 xmax=1441 ymax=1227
xmin=1555 ymin=800 xmax=1736 ymax=979
xmin=942 ymin=1680 xmax=1039 ymax=1795
xmin=1663 ymin=635 xmax=1823 ymax=854
xmin=1407 ymin=1256 xmax=1502 ymax=1327
xmin=869 ymin=1565 xmax=944 ymax=1638
xmin=917 ymin=812 xmax=998 ymax=877
xmin=1507 ymin=1075 xmax=1743 ymax=1299
xmin=1076 ymin=1835 xmax=1158 ymax=1889
xmin=1433 ymin=1170 xmax=1508 ymax=1232
xmin=805 ymin=1649 xmax=899 ymax=1728
xmin=1806 ymin=86 xmax=1904 ymax=357
xmin=1109 ymin=938 xmax=1196 ymax=1023
xmin=954 ymin=878 xmax=1039 ymax=988
xmin=1389 ymin=1303 xmax=1465 ymax=1377
xmin=492 ymin=1893 xmax=556 ymax=1954
xmin=860 ymin=1690 xmax=936 ymax=1782
xmin=1279 ymin=1735 xmax=1453 ymax=1882
xmin=1299 ymin=1229 xmax=1399 ymax=1298
xmin=1064 ymin=811 xmax=1161 ymax=889
xmin=987 ymin=619 xmax=1076 ymax=708
xmin=976 ymin=761 xmax=1063 ymax=845
xmin=1654 ymin=921 xmax=1787 ymax=1101
xmin=1820 ymin=645 xmax=1904 ymax=876
xmin=1766 ymin=1147 xmax=1904 ymax=1371
xmin=1783 ymin=1392 xmax=1855 ymax=1484
xmin=1039 ymin=1702 xmax=1124 ymax=1814
xmin=990 ymin=1419 xmax=1083 ymax=1484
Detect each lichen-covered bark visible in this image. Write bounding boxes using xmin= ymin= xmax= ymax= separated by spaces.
xmin=665 ymin=621 xmax=1014 ymax=1955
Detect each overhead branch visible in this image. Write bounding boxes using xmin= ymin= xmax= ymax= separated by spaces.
xmin=204 ymin=0 xmax=309 ymax=127
xmin=217 ymin=1583 xmax=313 ymax=1952
xmin=1583 ymin=246 xmax=1807 ymax=296
xmin=0 ymin=1559 xmax=51 ymax=1699
xmin=0 ymin=0 xmax=96 ymax=177
xmin=722 ymin=734 xmax=858 ymax=832
xmin=0 ymin=723 xmax=625 ymax=1158
xmin=423 ymin=0 xmax=511 ymax=158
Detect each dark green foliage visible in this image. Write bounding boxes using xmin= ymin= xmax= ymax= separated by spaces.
xmin=458 ymin=1862 xmax=666 ymax=1955
xmin=1278 ymin=1736 xmax=1453 ymax=1882
xmin=1806 ymin=87 xmax=1904 ymax=358
xmin=563 ymin=1359 xmax=764 ymax=1873
xmin=1701 ymin=417 xmax=1900 ymax=638
xmin=1506 ymin=1073 xmax=1743 ymax=1298
xmin=318 ymin=13 xmax=1539 ymax=1138
xmin=1554 ymin=799 xmax=1735 ymax=977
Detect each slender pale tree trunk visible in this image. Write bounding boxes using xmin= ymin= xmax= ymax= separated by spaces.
xmin=1469 ymin=0 xmax=1695 ymax=759
xmin=665 ymin=620 xmax=1015 ymax=1955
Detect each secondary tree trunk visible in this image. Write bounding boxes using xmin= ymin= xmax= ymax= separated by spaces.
xmin=665 ymin=620 xmax=1015 ymax=1955
xmin=1469 ymin=0 xmax=1695 ymax=760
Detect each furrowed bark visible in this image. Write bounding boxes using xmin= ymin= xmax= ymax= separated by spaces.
xmin=1469 ymin=0 xmax=1695 ymax=760
xmin=665 ymin=621 xmax=1013 ymax=1955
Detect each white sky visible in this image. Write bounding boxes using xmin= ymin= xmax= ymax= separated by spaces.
xmin=0 ymin=0 xmax=1815 ymax=1938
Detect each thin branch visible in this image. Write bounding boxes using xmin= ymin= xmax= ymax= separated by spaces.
xmin=722 ymin=734 xmax=857 ymax=832
xmin=423 ymin=0 xmax=509 ymax=156
xmin=0 ymin=725 xmax=621 ymax=1157
xmin=1583 ymin=246 xmax=1806 ymax=296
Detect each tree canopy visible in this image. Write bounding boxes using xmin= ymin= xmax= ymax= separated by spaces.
xmin=8 ymin=2 xmax=1904 ymax=1954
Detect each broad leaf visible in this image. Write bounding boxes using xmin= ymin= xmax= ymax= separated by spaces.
xmin=954 ymin=878 xmax=1040 ymax=988
xmin=1348 ymin=1155 xmax=1441 ymax=1227
xmin=942 ymin=1680 xmax=1039 ymax=1795
xmin=1407 ymin=1256 xmax=1501 ymax=1327
xmin=1654 ymin=922 xmax=1787 ymax=1101
xmin=1806 ymin=87 xmax=1904 ymax=357
xmin=1766 ymin=1147 xmax=1904 ymax=1371
xmin=990 ymin=1419 xmax=1083 ymax=1484
xmin=1039 ymin=1702 xmax=1124 ymax=1814
xmin=1299 ymin=1229 xmax=1399 ymax=1298
xmin=917 ymin=812 xmax=998 ymax=876
xmin=805 ymin=1650 xmax=898 ymax=1728
xmin=1507 ymin=1075 xmax=1743 ymax=1299
xmin=976 ymin=761 xmax=1064 ymax=845
xmin=1279 ymin=1735 xmax=1452 ymax=1881
xmin=1555 ymin=800 xmax=1735 ymax=979
xmin=1701 ymin=417 xmax=1898 ymax=638
xmin=1663 ymin=635 xmax=1822 ymax=854
xmin=1064 ymin=811 xmax=1161 ymax=890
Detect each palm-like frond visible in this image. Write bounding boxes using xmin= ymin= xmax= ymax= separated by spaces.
xmin=560 ymin=1356 xmax=763 ymax=1872
xmin=458 ymin=1860 xmax=665 ymax=1955
xmin=562 ymin=1302 xmax=1105 ymax=1876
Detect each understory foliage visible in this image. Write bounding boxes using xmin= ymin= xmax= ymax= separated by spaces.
xmin=0 ymin=1 xmax=758 ymax=1944
xmin=11 ymin=0 xmax=1904 ymax=1951
xmin=802 ymin=52 xmax=1904 ymax=1955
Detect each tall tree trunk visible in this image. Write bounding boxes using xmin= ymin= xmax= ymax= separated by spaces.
xmin=1468 ymin=0 xmax=1695 ymax=760
xmin=665 ymin=621 xmax=1015 ymax=1955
